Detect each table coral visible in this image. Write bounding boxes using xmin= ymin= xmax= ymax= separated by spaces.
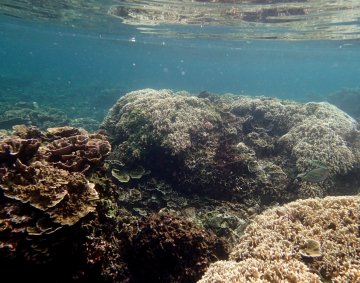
xmin=200 ymin=196 xmax=360 ymax=283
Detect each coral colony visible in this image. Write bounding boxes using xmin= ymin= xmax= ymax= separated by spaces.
xmin=1 ymin=89 xmax=359 ymax=282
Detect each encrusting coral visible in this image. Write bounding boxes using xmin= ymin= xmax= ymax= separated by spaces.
xmin=199 ymin=196 xmax=360 ymax=283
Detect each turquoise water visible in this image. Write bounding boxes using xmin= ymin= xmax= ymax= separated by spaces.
xmin=1 ymin=4 xmax=360 ymax=123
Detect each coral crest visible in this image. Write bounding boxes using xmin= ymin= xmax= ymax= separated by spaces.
xmin=102 ymin=88 xmax=221 ymax=155
xmin=200 ymin=196 xmax=360 ymax=283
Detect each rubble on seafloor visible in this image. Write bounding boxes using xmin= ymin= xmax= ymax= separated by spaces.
xmin=1 ymin=88 xmax=360 ymax=283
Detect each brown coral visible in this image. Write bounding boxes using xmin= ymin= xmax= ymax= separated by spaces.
xmin=126 ymin=212 xmax=229 ymax=283
xmin=46 ymin=131 xmax=111 ymax=173
xmin=1 ymin=156 xmax=99 ymax=227
xmin=0 ymin=126 xmax=133 ymax=283
xmin=0 ymin=137 xmax=40 ymax=166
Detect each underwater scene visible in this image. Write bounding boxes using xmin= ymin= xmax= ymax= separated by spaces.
xmin=0 ymin=1 xmax=359 ymax=282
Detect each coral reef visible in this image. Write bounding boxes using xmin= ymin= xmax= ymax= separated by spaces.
xmin=102 ymin=88 xmax=221 ymax=156
xmin=1 ymin=161 xmax=98 ymax=226
xmin=0 ymin=126 xmax=127 ymax=282
xmin=0 ymin=127 xmax=111 ymax=227
xmin=2 ymin=88 xmax=360 ymax=283
xmin=126 ymin=212 xmax=229 ymax=283
xmin=200 ymin=196 xmax=360 ymax=283
xmin=102 ymin=89 xmax=360 ymax=200
xmin=278 ymin=105 xmax=356 ymax=175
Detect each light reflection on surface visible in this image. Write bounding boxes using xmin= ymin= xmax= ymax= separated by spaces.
xmin=1 ymin=0 xmax=360 ymax=40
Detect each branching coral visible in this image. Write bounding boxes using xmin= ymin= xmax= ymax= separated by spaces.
xmin=279 ymin=117 xmax=355 ymax=175
xmin=200 ymin=196 xmax=360 ymax=283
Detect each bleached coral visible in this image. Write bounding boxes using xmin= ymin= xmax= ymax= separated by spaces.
xmin=277 ymin=102 xmax=357 ymax=175
xmin=198 ymin=259 xmax=321 ymax=283
xmin=200 ymin=196 xmax=360 ymax=283
xmin=279 ymin=117 xmax=355 ymax=174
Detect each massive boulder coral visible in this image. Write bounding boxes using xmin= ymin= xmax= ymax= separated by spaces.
xmin=102 ymin=89 xmax=360 ymax=200
xmin=199 ymin=196 xmax=360 ymax=283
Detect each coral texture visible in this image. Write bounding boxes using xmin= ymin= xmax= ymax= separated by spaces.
xmin=1 ymin=161 xmax=98 ymax=226
xmin=102 ymin=89 xmax=360 ymax=200
xmin=200 ymin=196 xmax=360 ymax=283
xmin=127 ymin=212 xmax=229 ymax=283
xmin=0 ymin=126 xmax=113 ymax=281
xmin=102 ymin=88 xmax=221 ymax=155
xmin=0 ymin=126 xmax=110 ymax=228
xmin=198 ymin=259 xmax=321 ymax=283
xmin=46 ymin=131 xmax=111 ymax=173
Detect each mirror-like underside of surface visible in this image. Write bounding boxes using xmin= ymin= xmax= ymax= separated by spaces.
xmin=1 ymin=0 xmax=360 ymax=40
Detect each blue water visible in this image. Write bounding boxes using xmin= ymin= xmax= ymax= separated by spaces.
xmin=1 ymin=15 xmax=360 ymax=115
